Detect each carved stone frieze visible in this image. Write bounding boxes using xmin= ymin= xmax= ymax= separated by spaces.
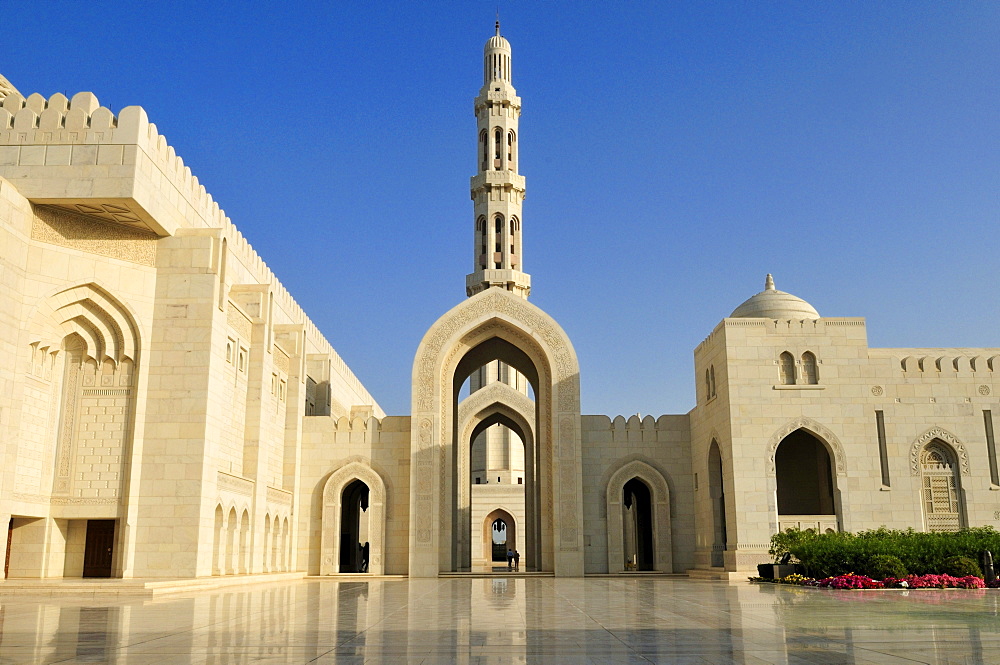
xmin=217 ymin=471 xmax=254 ymax=497
xmin=32 ymin=205 xmax=157 ymax=266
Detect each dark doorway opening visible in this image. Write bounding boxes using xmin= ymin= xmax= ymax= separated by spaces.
xmin=775 ymin=430 xmax=835 ymax=515
xmin=82 ymin=520 xmax=115 ymax=578
xmin=623 ymin=477 xmax=654 ymax=571
xmin=340 ymin=480 xmax=370 ymax=573
xmin=4 ymin=518 xmax=11 ymax=578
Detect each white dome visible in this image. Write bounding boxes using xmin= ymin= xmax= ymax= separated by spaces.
xmin=486 ymin=21 xmax=510 ymax=52
xmin=730 ymin=274 xmax=820 ymax=319
xmin=485 ymin=34 xmax=511 ymax=51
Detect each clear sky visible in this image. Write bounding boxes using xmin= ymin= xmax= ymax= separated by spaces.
xmin=5 ymin=2 xmax=998 ymax=416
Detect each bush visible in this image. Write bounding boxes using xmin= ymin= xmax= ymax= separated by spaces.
xmin=941 ymin=555 xmax=982 ymax=578
xmin=864 ymin=554 xmax=908 ymax=580
xmin=769 ymin=527 xmax=1000 ymax=578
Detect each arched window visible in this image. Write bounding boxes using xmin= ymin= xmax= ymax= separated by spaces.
xmin=704 ymin=369 xmax=711 ymax=401
xmin=920 ymin=441 xmax=963 ymax=532
xmin=478 ymin=216 xmax=488 ymax=268
xmin=494 ymin=216 xmax=503 ymax=268
xmin=802 ymin=352 xmax=818 ymax=385
xmin=480 ymin=130 xmax=488 ymax=172
xmin=494 ymin=128 xmax=502 ymax=169
xmin=779 ymin=352 xmax=795 ymax=385
xmin=507 ymin=130 xmax=515 ymax=170
xmin=709 ymin=365 xmax=717 ymax=398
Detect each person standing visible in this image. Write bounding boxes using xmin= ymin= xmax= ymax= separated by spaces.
xmin=513 ymin=550 xmax=520 ymax=571
xmin=506 ymin=548 xmax=514 ymax=570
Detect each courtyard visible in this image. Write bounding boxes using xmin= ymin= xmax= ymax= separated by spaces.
xmin=1 ymin=577 xmax=998 ymax=664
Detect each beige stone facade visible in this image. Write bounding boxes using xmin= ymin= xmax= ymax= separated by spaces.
xmin=1 ymin=28 xmax=997 ymax=581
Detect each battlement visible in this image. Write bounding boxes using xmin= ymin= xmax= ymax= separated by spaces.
xmin=871 ymin=348 xmax=1000 ymax=375
xmin=0 ymin=91 xmax=379 ymax=413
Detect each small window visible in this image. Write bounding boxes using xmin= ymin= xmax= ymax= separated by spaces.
xmin=271 ymin=373 xmax=277 ymax=394
xmin=517 ymin=477 xmax=522 ymax=485
xmin=802 ymin=352 xmax=818 ymax=385
xmin=710 ymin=365 xmax=717 ymax=398
xmin=279 ymin=380 xmax=287 ymax=402
xmin=226 ymin=340 xmax=234 ymax=363
xmin=475 ymin=477 xmax=481 ymax=485
xmin=779 ymin=352 xmax=795 ymax=385
xmin=238 ymin=349 xmax=247 ymax=372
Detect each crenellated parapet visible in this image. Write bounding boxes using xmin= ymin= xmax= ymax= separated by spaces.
xmin=872 ymin=349 xmax=1000 ymax=375
xmin=0 ymin=90 xmax=381 ymax=415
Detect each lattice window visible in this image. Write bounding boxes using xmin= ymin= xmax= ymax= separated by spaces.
xmin=920 ymin=443 xmax=962 ymax=532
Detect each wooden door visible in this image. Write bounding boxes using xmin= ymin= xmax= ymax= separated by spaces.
xmin=82 ymin=520 xmax=115 ymax=578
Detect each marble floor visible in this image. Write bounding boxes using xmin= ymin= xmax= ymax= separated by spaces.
xmin=1 ymin=576 xmax=999 ymax=664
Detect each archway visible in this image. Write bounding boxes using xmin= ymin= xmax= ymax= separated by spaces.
xmin=708 ymin=440 xmax=726 ymax=567
xmin=622 ymin=478 xmax=653 ymax=571
xmin=410 ymin=288 xmax=582 ymax=577
xmin=775 ymin=429 xmax=837 ymax=518
xmin=605 ymin=459 xmax=672 ymax=573
xmin=321 ymin=461 xmax=387 ymax=575
xmin=482 ymin=508 xmax=517 ymax=563
xmin=339 ymin=480 xmax=369 ymax=573
xmin=458 ymin=381 xmax=535 ymax=571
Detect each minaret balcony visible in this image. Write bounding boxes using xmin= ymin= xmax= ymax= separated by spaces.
xmin=475 ymin=89 xmax=521 ymax=107
xmin=470 ymin=171 xmax=525 ymax=191
xmin=466 ymin=269 xmax=531 ymax=298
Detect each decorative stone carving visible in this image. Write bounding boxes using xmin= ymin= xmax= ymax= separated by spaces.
xmin=910 ymin=427 xmax=971 ymax=476
xmin=218 ymin=471 xmax=254 ymax=497
xmin=32 ymin=205 xmax=156 ymax=266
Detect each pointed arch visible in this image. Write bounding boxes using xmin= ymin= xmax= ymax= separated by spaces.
xmin=605 ymin=459 xmax=672 ymax=573
xmin=410 ymin=287 xmax=582 ymax=577
xmin=767 ymin=418 xmax=847 ymax=477
xmin=909 ymin=427 xmax=970 ymax=476
xmin=321 ymin=460 xmax=387 ymax=575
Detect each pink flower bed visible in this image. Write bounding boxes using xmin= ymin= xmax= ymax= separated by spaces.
xmin=806 ymin=573 xmax=987 ymax=589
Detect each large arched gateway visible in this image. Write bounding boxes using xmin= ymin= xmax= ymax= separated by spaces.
xmin=410 ymin=288 xmax=583 ymax=577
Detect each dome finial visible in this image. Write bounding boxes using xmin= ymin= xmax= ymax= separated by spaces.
xmin=496 ymin=6 xmax=501 ymax=36
xmin=765 ymin=274 xmax=775 ymax=291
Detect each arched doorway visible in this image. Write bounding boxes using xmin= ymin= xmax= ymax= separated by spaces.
xmin=605 ymin=459 xmax=672 ymax=573
xmin=775 ymin=429 xmax=838 ymax=527
xmin=622 ymin=478 xmax=653 ymax=571
xmin=320 ymin=462 xmax=387 ymax=575
xmin=708 ymin=440 xmax=726 ymax=567
xmin=340 ymin=480 xmax=370 ymax=573
xmin=482 ymin=508 xmax=517 ymax=563
xmin=919 ymin=440 xmax=964 ymax=532
xmin=410 ymin=289 xmax=582 ymax=577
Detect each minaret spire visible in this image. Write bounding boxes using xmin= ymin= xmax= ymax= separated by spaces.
xmin=466 ymin=26 xmax=530 ymax=298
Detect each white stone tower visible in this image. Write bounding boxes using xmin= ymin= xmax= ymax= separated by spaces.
xmin=466 ymin=21 xmax=530 ymax=299
xmin=466 ymin=24 xmax=531 ymax=564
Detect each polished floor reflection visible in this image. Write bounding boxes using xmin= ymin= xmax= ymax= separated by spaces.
xmin=2 ymin=577 xmax=1000 ymax=664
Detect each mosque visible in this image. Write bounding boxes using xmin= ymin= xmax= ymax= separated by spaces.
xmin=0 ymin=26 xmax=997 ymax=581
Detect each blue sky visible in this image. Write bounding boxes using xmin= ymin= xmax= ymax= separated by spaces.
xmin=5 ymin=2 xmax=998 ymax=416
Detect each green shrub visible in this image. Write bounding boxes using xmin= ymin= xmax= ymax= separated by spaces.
xmin=768 ymin=527 xmax=1000 ymax=578
xmin=863 ymin=554 xmax=907 ymax=580
xmin=941 ymin=555 xmax=982 ymax=578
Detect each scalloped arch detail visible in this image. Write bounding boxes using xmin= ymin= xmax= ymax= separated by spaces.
xmin=766 ymin=418 xmax=847 ymax=477
xmin=909 ymin=427 xmax=970 ymax=476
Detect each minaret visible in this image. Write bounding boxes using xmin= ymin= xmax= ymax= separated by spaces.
xmin=466 ymin=21 xmax=531 ymax=299
xmin=467 ymin=24 xmax=529 ymax=489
